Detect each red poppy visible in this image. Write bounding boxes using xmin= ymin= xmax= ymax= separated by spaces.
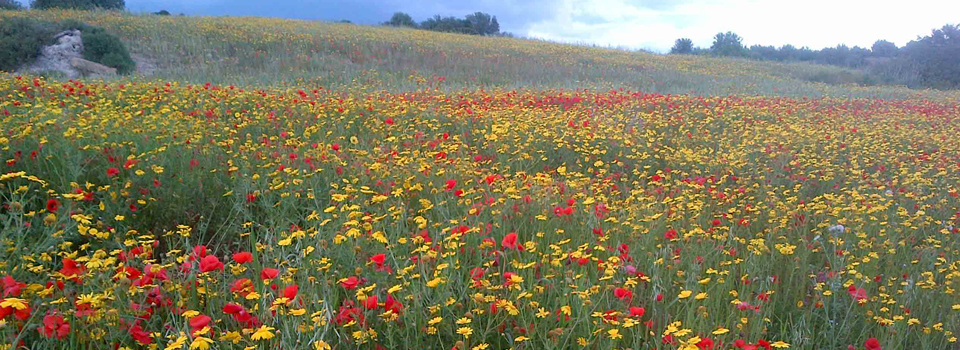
xmin=198 ymin=255 xmax=223 ymax=273
xmin=847 ymin=285 xmax=867 ymax=301
xmin=260 ymin=268 xmax=279 ymax=280
xmin=60 ymin=259 xmax=85 ymax=282
xmin=865 ymin=338 xmax=881 ymax=350
xmin=188 ymin=314 xmax=211 ymax=335
xmin=283 ymin=285 xmax=299 ymax=299
xmin=107 ymin=167 xmax=120 ymax=177
xmin=629 ymin=306 xmax=645 ymax=318
xmin=664 ymin=229 xmax=678 ymax=240
xmin=340 ymin=276 xmax=360 ymax=290
xmin=223 ymin=303 xmax=244 ymax=314
xmin=363 ymin=295 xmax=379 ymax=310
xmin=614 ymin=287 xmax=633 ymax=301
xmin=697 ymin=337 xmax=715 ymax=350
xmin=331 ymin=143 xmax=340 ymax=151
xmin=2 ymin=275 xmax=25 ymax=297
xmin=384 ymin=294 xmax=403 ymax=314
xmin=501 ymin=232 xmax=518 ymax=250
xmin=370 ymin=253 xmax=386 ymax=267
xmin=38 ymin=313 xmax=69 ymax=339
xmin=192 ymin=245 xmax=207 ymax=259
xmin=232 ymin=252 xmax=253 ymax=264
xmin=46 ymin=199 xmax=61 ymax=212
xmin=129 ymin=324 xmax=152 ymax=345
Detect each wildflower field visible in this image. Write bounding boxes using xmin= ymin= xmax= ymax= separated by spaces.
xmin=3 ymin=9 xmax=960 ymax=350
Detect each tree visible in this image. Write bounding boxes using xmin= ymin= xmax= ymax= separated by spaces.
xmin=385 ymin=12 xmax=417 ymax=28
xmin=670 ymin=38 xmax=693 ymax=54
xmin=31 ymin=0 xmax=125 ymax=10
xmin=871 ymin=40 xmax=898 ymax=57
xmin=154 ymin=10 xmax=170 ymax=15
xmin=901 ymin=23 xmax=960 ymax=88
xmin=465 ymin=12 xmax=499 ymax=35
xmin=710 ymin=31 xmax=746 ymax=57
xmin=748 ymin=44 xmax=777 ymax=60
xmin=0 ymin=0 xmax=23 ymax=10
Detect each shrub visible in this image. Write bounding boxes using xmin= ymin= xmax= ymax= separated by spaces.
xmin=76 ymin=26 xmax=135 ymax=74
xmin=31 ymin=0 xmax=124 ymax=10
xmin=154 ymin=10 xmax=170 ymax=15
xmin=0 ymin=17 xmax=56 ymax=72
xmin=57 ymin=20 xmax=135 ymax=74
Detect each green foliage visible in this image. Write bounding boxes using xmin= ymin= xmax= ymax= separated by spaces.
xmin=154 ymin=9 xmax=170 ymax=16
xmin=30 ymin=0 xmax=123 ymax=10
xmin=0 ymin=0 xmax=23 ymax=10
xmin=79 ymin=26 xmax=135 ymax=74
xmin=385 ymin=12 xmax=416 ymax=28
xmin=871 ymin=40 xmax=898 ymax=57
xmin=386 ymin=11 xmax=501 ymax=36
xmin=670 ymin=38 xmax=693 ymax=54
xmin=0 ymin=17 xmax=56 ymax=72
xmin=902 ymin=24 xmax=960 ymax=89
xmin=710 ymin=31 xmax=747 ymax=57
xmin=465 ymin=12 xmax=499 ymax=35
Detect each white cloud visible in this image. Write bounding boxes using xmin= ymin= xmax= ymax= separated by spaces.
xmin=523 ymin=0 xmax=960 ymax=52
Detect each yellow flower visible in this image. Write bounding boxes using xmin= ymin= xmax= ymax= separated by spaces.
xmin=607 ymin=328 xmax=622 ymax=339
xmin=770 ymin=341 xmax=790 ymax=348
xmin=0 ymin=298 xmax=28 ymax=310
xmin=712 ymin=327 xmax=730 ymax=335
xmin=251 ymin=325 xmax=276 ymax=340
xmin=314 ymin=341 xmax=331 ymax=350
xmin=457 ymin=327 xmax=473 ymax=338
xmin=189 ymin=337 xmax=213 ymax=350
xmin=164 ymin=336 xmax=187 ymax=350
xmin=678 ymin=290 xmax=692 ymax=299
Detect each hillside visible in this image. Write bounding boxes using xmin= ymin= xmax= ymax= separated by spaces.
xmin=2 ymin=8 xmax=960 ymax=350
xmin=3 ymin=9 xmax=959 ymax=100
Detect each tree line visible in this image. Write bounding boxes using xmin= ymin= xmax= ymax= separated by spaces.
xmin=384 ymin=12 xmax=506 ymax=36
xmin=671 ymin=25 xmax=960 ymax=89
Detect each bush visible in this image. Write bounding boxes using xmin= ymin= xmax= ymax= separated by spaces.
xmin=0 ymin=17 xmax=56 ymax=72
xmin=31 ymin=0 xmax=124 ymax=10
xmin=74 ymin=25 xmax=135 ymax=74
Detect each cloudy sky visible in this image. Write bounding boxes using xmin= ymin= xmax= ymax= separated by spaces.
xmin=15 ymin=0 xmax=960 ymax=52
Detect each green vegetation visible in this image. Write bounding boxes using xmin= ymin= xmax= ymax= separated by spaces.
xmin=0 ymin=15 xmax=134 ymax=75
xmin=62 ymin=20 xmax=135 ymax=74
xmin=385 ymin=11 xmax=501 ymax=36
xmin=0 ymin=0 xmax=23 ymax=10
xmin=0 ymin=16 xmax=55 ymax=72
xmin=672 ymin=23 xmax=960 ymax=89
xmin=30 ymin=0 xmax=124 ymax=10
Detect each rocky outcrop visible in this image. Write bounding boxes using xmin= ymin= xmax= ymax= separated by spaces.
xmin=70 ymin=57 xmax=117 ymax=76
xmin=23 ymin=30 xmax=84 ymax=78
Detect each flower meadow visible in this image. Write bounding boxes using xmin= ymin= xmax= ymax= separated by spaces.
xmin=2 ymin=73 xmax=960 ymax=350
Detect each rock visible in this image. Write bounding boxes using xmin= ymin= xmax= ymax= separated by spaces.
xmin=23 ymin=30 xmax=84 ymax=78
xmin=70 ymin=57 xmax=117 ymax=77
